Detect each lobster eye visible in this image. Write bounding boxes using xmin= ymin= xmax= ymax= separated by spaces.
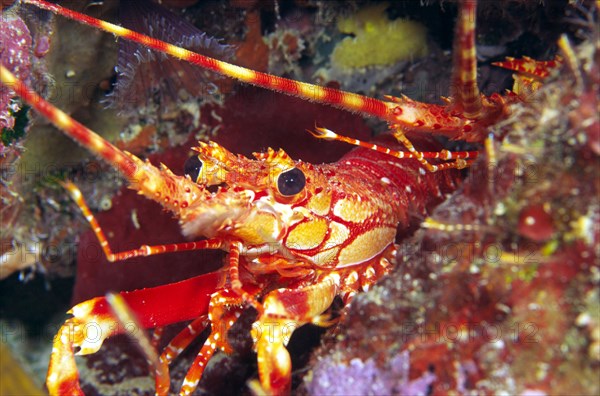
xmin=277 ymin=168 xmax=306 ymax=196
xmin=184 ymin=156 xmax=203 ymax=182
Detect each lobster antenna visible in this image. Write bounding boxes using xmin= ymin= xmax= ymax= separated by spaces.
xmin=450 ymin=0 xmax=482 ymax=118
xmin=0 ymin=65 xmax=138 ymax=179
xmin=23 ymin=0 xmax=392 ymax=120
xmin=1 ymin=65 xmax=212 ymax=214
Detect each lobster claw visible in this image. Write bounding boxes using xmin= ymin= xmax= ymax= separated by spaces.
xmin=251 ymin=274 xmax=340 ymax=395
xmin=254 ymin=318 xmax=295 ymax=395
xmin=45 ymin=273 xmax=221 ymax=395
xmin=47 ymin=322 xmax=83 ymax=395
xmin=47 ymin=297 xmax=118 ymax=395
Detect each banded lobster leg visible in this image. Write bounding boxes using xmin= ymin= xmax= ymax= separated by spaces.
xmin=147 ymin=270 xmax=342 ymax=396
xmin=46 ymin=272 xmax=221 ymax=395
xmin=152 ymin=276 xmax=325 ymax=396
xmin=178 ymin=290 xmax=248 ymax=395
xmin=147 ymin=290 xmax=249 ymax=396
xmin=57 ymin=182 xmax=266 ymax=395
xmin=21 ymin=0 xmax=486 ymax=170
xmin=0 ymin=48 xmax=262 ymax=396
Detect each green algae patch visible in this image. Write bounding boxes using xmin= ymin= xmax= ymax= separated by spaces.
xmin=1 ymin=105 xmax=29 ymax=146
xmin=331 ymin=3 xmax=428 ymax=70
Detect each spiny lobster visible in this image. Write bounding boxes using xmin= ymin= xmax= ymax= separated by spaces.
xmin=0 ymin=0 xmax=560 ymax=394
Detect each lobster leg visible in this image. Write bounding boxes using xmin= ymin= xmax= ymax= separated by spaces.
xmin=46 ymin=272 xmax=221 ymax=395
xmin=152 ymin=315 xmax=210 ymax=395
xmin=252 ymin=274 xmax=340 ymax=395
xmin=493 ymin=54 xmax=564 ymax=96
xmin=390 ymin=127 xmax=471 ymax=171
xmin=61 ymin=180 xmax=226 ymax=261
xmin=310 ymin=126 xmax=478 ymax=171
xmin=151 ymin=326 xmax=165 ymax=351
xmin=179 ymin=290 xmax=247 ymax=395
xmin=228 ymin=242 xmax=265 ymax=313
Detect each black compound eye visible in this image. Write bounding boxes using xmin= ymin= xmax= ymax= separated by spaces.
xmin=184 ymin=156 xmax=203 ymax=182
xmin=277 ymin=168 xmax=306 ymax=196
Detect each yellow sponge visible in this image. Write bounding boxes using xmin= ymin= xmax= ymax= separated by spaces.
xmin=332 ymin=3 xmax=428 ymax=69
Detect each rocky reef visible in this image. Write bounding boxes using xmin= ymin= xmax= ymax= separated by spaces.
xmin=0 ymin=1 xmax=597 ymax=395
xmin=303 ymin=17 xmax=599 ymax=396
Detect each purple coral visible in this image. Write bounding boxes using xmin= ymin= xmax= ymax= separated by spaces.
xmin=0 ymin=13 xmax=32 ymax=131
xmin=306 ymin=351 xmax=436 ymax=396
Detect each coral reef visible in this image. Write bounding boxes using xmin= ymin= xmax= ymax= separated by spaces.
xmin=302 ymin=21 xmax=599 ymax=396
xmin=1 ymin=1 xmax=597 ymax=395
xmin=1 ymin=4 xmax=55 ymax=285
xmin=306 ymin=351 xmax=436 ymax=395
xmin=0 ymin=13 xmax=31 ymax=132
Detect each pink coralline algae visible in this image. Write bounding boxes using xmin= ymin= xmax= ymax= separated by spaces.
xmin=306 ymin=351 xmax=436 ymax=396
xmin=0 ymin=13 xmax=32 ymax=131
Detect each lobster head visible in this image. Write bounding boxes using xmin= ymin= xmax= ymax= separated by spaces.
xmin=173 ymin=141 xmax=328 ymax=252
xmin=130 ymin=139 xmax=396 ymax=271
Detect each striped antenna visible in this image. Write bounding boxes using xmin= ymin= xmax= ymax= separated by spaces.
xmin=24 ymin=0 xmax=392 ymax=120
xmin=450 ymin=0 xmax=482 ymax=118
xmin=0 ymin=65 xmax=138 ymax=179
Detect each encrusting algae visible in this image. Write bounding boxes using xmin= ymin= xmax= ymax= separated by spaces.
xmin=331 ymin=3 xmax=428 ymax=70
